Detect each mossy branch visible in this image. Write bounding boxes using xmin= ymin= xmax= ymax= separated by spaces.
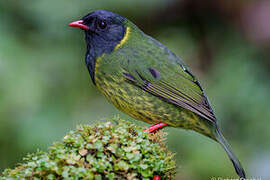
xmin=0 ymin=118 xmax=176 ymax=180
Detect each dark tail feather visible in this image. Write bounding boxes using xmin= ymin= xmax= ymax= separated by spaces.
xmin=214 ymin=127 xmax=246 ymax=179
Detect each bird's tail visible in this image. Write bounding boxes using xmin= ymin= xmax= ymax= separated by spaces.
xmin=214 ymin=126 xmax=246 ymax=179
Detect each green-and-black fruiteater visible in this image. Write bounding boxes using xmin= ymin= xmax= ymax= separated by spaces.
xmin=69 ymin=10 xmax=246 ymax=178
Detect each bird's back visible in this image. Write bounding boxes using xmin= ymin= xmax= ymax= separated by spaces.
xmin=94 ymin=26 xmax=216 ymax=139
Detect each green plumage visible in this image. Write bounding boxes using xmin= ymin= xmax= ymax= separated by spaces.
xmin=70 ymin=10 xmax=246 ymax=178
xmin=95 ymin=22 xmax=215 ymax=138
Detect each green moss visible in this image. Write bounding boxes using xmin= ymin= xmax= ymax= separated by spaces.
xmin=0 ymin=118 xmax=176 ymax=180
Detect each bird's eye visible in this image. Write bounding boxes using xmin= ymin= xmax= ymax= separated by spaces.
xmin=98 ymin=20 xmax=107 ymax=29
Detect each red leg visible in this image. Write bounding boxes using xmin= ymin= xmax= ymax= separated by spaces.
xmin=153 ymin=176 xmax=161 ymax=180
xmin=146 ymin=124 xmax=166 ymax=180
xmin=144 ymin=122 xmax=167 ymax=133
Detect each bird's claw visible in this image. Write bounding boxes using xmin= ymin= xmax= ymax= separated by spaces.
xmin=144 ymin=122 xmax=167 ymax=133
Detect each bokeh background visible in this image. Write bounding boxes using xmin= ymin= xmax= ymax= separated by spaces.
xmin=1 ymin=0 xmax=270 ymax=179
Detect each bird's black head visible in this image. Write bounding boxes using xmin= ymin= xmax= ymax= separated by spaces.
xmin=69 ymin=10 xmax=126 ymax=84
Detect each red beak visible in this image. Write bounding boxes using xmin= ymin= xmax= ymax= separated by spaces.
xmin=69 ymin=20 xmax=89 ymax=30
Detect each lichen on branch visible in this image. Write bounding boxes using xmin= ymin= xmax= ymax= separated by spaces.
xmin=1 ymin=118 xmax=176 ymax=180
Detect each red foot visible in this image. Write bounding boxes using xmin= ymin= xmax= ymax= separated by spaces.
xmin=144 ymin=122 xmax=167 ymax=133
xmin=145 ymin=123 xmax=166 ymax=180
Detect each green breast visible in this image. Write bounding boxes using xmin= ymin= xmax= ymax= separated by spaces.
xmin=94 ymin=54 xmax=214 ymax=138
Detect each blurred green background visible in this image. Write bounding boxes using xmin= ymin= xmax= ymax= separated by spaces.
xmin=1 ymin=0 xmax=270 ymax=179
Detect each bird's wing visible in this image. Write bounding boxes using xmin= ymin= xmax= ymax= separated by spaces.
xmin=121 ymin=48 xmax=216 ymax=122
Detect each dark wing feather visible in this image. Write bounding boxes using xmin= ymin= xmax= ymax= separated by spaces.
xmin=120 ymin=33 xmax=216 ymax=122
xmin=123 ymin=66 xmax=216 ymax=122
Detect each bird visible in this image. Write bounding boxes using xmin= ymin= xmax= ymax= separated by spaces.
xmin=69 ymin=10 xmax=246 ymax=178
